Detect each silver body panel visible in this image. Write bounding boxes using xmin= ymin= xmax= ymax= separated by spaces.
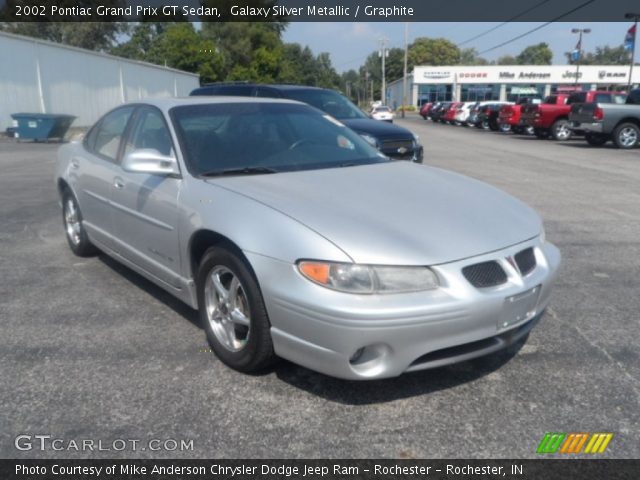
xmin=56 ymin=97 xmax=561 ymax=380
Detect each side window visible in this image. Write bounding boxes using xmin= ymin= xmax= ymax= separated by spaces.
xmin=627 ymin=90 xmax=640 ymax=105
xmin=594 ymin=93 xmax=611 ymax=103
xmin=92 ymin=107 xmax=135 ymax=161
xmin=124 ymin=107 xmax=174 ymax=158
xmin=255 ymin=87 xmax=279 ymax=98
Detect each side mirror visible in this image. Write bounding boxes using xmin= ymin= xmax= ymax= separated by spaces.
xmin=122 ymin=149 xmax=180 ymax=176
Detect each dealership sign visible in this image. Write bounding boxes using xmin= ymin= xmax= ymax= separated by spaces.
xmin=414 ymin=65 xmax=634 ymax=84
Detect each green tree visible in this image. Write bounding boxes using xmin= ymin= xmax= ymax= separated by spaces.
xmin=564 ymin=45 xmax=631 ymax=65
xmin=110 ymin=23 xmax=170 ymax=61
xmin=495 ymin=55 xmax=518 ymax=65
xmin=201 ymin=22 xmax=285 ymax=80
xmin=340 ymin=69 xmax=361 ymax=103
xmin=460 ymin=47 xmax=489 ymax=65
xmin=408 ymin=37 xmax=460 ymax=66
xmin=516 ymin=42 xmax=553 ymax=65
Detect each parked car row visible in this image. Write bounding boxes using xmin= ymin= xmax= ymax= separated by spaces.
xmin=421 ymin=89 xmax=640 ymax=149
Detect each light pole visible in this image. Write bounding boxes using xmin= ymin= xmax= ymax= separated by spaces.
xmin=571 ymin=28 xmax=590 ymax=88
xmin=625 ymin=13 xmax=639 ymax=91
xmin=379 ymin=37 xmax=388 ymax=104
xmin=401 ymin=22 xmax=409 ymax=118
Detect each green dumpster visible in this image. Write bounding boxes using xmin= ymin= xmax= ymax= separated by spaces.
xmin=11 ymin=113 xmax=76 ymax=142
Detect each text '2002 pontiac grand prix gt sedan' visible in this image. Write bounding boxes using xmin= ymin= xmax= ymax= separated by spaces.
xmin=56 ymin=97 xmax=560 ymax=380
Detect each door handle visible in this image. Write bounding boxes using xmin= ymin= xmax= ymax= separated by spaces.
xmin=113 ymin=178 xmax=125 ymax=189
xmin=70 ymin=158 xmax=80 ymax=169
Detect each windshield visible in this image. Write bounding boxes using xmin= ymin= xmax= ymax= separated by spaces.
xmin=280 ymin=89 xmax=368 ymax=120
xmin=170 ymin=102 xmax=387 ymax=176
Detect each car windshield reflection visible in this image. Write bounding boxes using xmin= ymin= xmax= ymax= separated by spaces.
xmin=170 ymin=102 xmax=387 ymax=175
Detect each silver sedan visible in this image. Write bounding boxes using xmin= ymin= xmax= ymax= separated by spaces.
xmin=55 ymin=97 xmax=560 ymax=380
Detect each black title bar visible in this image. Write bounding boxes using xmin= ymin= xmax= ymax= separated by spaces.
xmin=2 ymin=0 xmax=640 ymax=22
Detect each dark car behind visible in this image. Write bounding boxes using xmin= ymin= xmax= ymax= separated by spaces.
xmin=191 ymin=83 xmax=423 ymax=163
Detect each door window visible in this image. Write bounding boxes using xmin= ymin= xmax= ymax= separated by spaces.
xmin=124 ymin=107 xmax=174 ymax=158
xmin=91 ymin=107 xmax=135 ymax=161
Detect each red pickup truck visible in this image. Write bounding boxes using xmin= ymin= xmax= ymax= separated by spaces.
xmin=521 ymin=91 xmax=627 ymax=140
xmin=498 ymin=98 xmax=541 ymax=134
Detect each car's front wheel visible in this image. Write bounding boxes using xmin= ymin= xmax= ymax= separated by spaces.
xmin=197 ymin=246 xmax=276 ymax=373
xmin=62 ymin=191 xmax=99 ymax=257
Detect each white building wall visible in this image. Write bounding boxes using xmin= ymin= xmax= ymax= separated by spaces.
xmin=0 ymin=31 xmax=200 ymax=131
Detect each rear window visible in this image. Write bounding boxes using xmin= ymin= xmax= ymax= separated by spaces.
xmin=191 ymin=85 xmax=254 ymax=97
xmin=567 ymin=93 xmax=586 ymax=104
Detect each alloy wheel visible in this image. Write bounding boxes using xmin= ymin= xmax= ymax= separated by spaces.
xmin=204 ymin=266 xmax=251 ymax=352
xmin=64 ymin=198 xmax=82 ymax=246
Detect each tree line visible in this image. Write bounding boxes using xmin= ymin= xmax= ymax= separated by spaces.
xmin=0 ymin=21 xmax=634 ymax=106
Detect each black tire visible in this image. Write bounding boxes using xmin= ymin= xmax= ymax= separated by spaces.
xmin=197 ymin=246 xmax=276 ymax=373
xmin=534 ymin=128 xmax=550 ymax=139
xmin=488 ymin=121 xmax=499 ymax=131
xmin=61 ymin=190 xmax=99 ymax=257
xmin=550 ymin=119 xmax=572 ymax=141
xmin=612 ymin=122 xmax=640 ymax=149
xmin=499 ymin=123 xmax=511 ymax=133
xmin=585 ymin=133 xmax=609 ymax=147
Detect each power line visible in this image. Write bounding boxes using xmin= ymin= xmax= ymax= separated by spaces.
xmin=477 ymin=0 xmax=597 ymax=55
xmin=458 ymin=0 xmax=552 ymax=47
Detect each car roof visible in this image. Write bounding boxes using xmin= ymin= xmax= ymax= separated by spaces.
xmin=198 ymin=83 xmax=329 ymax=93
xmin=122 ymin=96 xmax=304 ymax=112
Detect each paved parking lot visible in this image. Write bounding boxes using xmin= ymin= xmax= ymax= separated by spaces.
xmin=1 ymin=121 xmax=639 ymax=459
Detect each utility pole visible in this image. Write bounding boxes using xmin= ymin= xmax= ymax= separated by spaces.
xmin=402 ymin=22 xmax=409 ymax=118
xmin=625 ymin=13 xmax=639 ymax=91
xmin=365 ymin=70 xmax=370 ymax=106
xmin=571 ymin=28 xmax=591 ymax=88
xmin=379 ymin=37 xmax=388 ymax=104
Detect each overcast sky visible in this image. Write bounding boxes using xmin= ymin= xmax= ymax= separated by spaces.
xmin=283 ymin=22 xmax=637 ymax=72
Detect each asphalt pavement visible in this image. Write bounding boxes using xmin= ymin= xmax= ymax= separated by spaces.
xmin=1 ymin=121 xmax=639 ymax=459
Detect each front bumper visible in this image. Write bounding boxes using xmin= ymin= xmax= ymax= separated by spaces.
xmin=246 ymin=238 xmax=561 ymax=380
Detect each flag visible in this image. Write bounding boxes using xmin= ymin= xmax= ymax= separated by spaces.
xmin=571 ymin=38 xmax=581 ymax=62
xmin=624 ymin=24 xmax=636 ymax=52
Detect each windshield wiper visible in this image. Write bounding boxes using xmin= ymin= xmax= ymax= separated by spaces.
xmin=200 ymin=166 xmax=278 ymax=177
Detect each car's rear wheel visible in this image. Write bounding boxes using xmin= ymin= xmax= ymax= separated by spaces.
xmin=612 ymin=122 xmax=639 ymax=149
xmin=499 ymin=123 xmax=511 ymax=133
xmin=62 ymin=191 xmax=99 ymax=257
xmin=585 ymin=133 xmax=609 ymax=146
xmin=551 ymin=119 xmax=572 ymax=141
xmin=197 ymin=246 xmax=276 ymax=373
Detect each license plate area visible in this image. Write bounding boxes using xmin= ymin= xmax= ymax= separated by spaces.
xmin=499 ymin=285 xmax=541 ymax=329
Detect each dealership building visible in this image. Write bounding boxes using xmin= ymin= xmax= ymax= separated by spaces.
xmin=387 ymin=64 xmax=639 ymax=107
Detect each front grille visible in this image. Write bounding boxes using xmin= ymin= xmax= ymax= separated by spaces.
xmin=462 ymin=261 xmax=507 ymax=288
xmin=381 ymin=139 xmax=414 ymax=158
xmin=515 ymin=247 xmax=536 ymax=276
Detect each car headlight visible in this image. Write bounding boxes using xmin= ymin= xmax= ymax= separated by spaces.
xmin=297 ymin=261 xmax=439 ymax=294
xmin=360 ymin=133 xmax=380 ymax=149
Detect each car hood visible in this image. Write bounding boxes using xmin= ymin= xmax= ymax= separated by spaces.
xmin=208 ymin=162 xmax=541 ymax=265
xmin=340 ymin=118 xmax=413 ymax=139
